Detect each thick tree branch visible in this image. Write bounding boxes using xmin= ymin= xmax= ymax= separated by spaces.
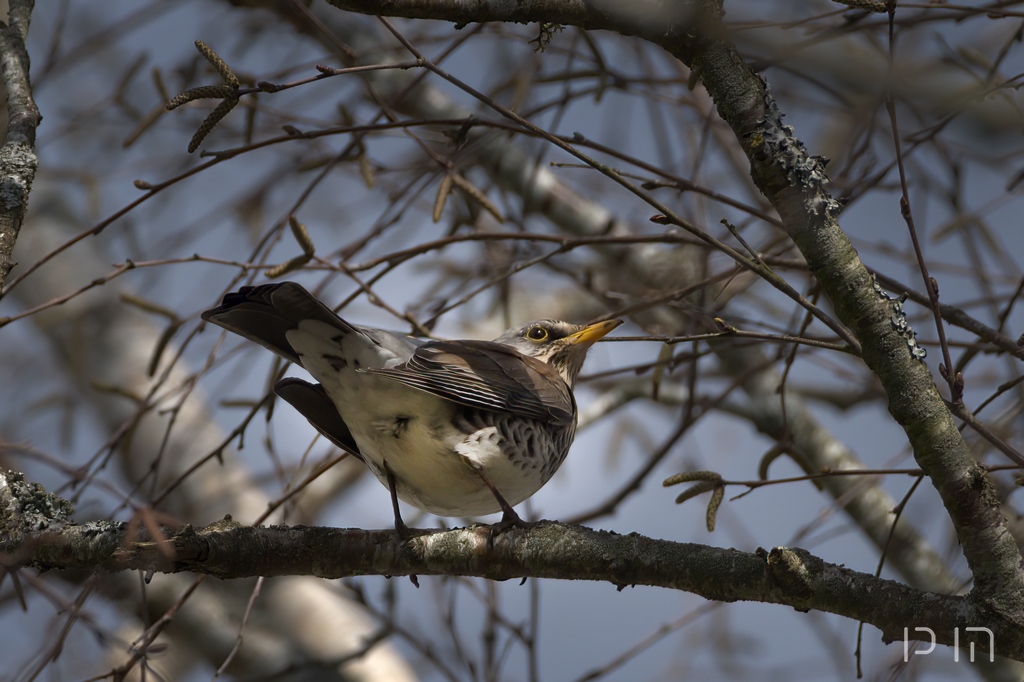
xmin=0 ymin=0 xmax=39 ymax=293
xmin=0 ymin=470 xmax=1018 ymax=661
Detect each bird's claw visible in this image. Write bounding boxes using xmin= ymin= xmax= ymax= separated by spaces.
xmin=393 ymin=519 xmax=414 ymax=541
xmin=389 ymin=520 xmax=419 ymax=587
xmin=487 ymin=510 xmax=538 ymax=548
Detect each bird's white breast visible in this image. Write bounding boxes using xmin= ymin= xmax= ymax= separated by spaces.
xmin=285 ymin=320 xmax=545 ymax=517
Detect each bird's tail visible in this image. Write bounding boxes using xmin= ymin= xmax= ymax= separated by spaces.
xmin=201 ymin=282 xmax=354 ymax=365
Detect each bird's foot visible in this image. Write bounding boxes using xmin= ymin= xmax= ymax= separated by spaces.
xmin=388 ymin=518 xmax=420 ymax=587
xmin=393 ymin=517 xmax=414 ymax=541
xmin=487 ymin=509 xmax=539 ymax=548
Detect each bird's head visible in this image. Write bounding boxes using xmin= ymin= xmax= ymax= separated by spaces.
xmin=494 ymin=318 xmax=623 ymax=386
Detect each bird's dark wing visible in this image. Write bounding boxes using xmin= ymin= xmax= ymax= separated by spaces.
xmin=202 ymin=282 xmax=355 ymax=365
xmin=274 ymin=377 xmax=363 ymax=460
xmin=365 ymin=340 xmax=575 ymax=425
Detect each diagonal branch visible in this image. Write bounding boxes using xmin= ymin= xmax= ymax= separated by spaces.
xmin=680 ymin=8 xmax=1024 ymax=618
xmin=0 ymin=0 xmax=40 ymax=292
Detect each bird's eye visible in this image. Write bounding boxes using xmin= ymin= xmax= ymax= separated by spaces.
xmin=526 ymin=326 xmax=549 ymax=341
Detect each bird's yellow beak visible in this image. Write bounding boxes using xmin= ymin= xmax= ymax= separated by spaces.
xmin=566 ymin=319 xmax=623 ymax=347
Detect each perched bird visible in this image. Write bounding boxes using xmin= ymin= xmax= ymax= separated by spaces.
xmin=202 ymin=282 xmax=621 ymax=532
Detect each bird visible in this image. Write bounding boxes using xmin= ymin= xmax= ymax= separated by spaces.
xmin=201 ymin=282 xmax=621 ymax=534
